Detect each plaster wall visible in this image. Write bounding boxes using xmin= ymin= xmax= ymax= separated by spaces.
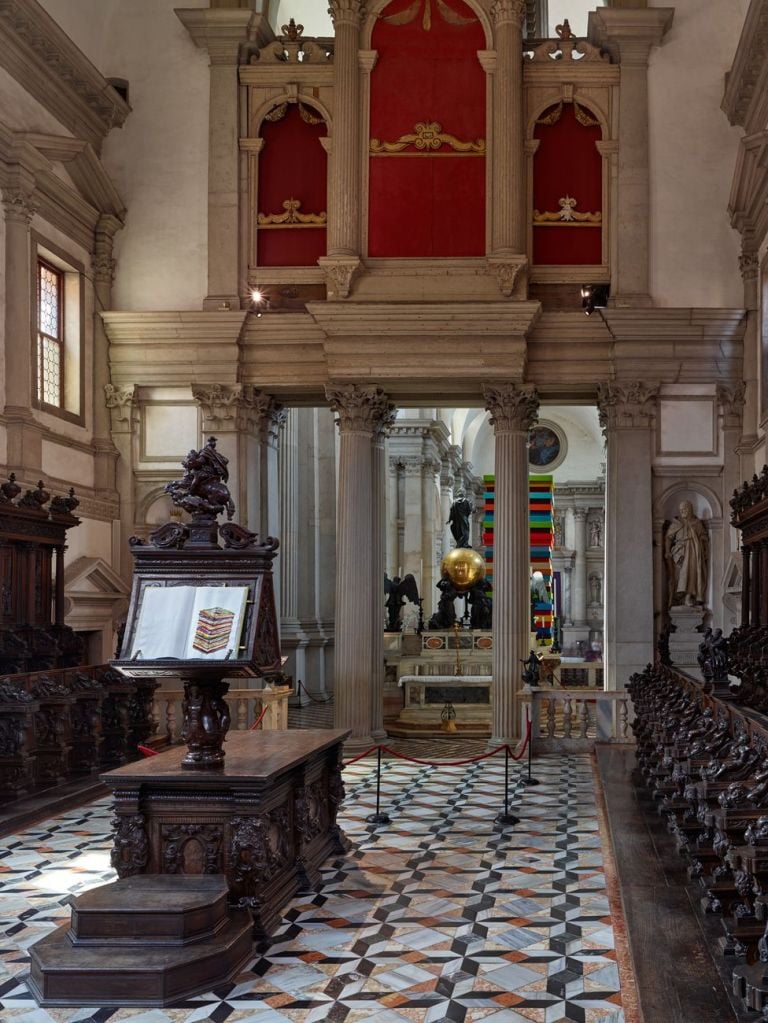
xmin=648 ymin=0 xmax=748 ymax=308
xmin=39 ymin=0 xmax=210 ymax=312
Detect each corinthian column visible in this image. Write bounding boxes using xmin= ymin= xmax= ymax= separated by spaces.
xmin=597 ymin=381 xmax=658 ymax=688
xmin=321 ymin=0 xmax=364 ymax=298
xmin=483 ymin=382 xmax=539 ymax=743
xmin=327 ymin=383 xmax=394 ymax=749
xmin=572 ymin=508 xmax=588 ymax=625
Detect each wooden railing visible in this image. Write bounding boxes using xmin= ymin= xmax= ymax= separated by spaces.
xmin=521 ymin=687 xmax=635 ymax=752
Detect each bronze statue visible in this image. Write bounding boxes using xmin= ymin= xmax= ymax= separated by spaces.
xmin=384 ymin=573 xmax=419 ymax=632
xmin=447 ymin=489 xmax=474 ymax=549
xmin=428 ymin=576 xmax=458 ymax=630
xmin=165 ymin=436 xmax=235 ymax=521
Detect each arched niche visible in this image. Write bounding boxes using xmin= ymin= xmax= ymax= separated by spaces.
xmin=530 ymin=100 xmax=604 ymax=267
xmin=255 ymin=100 xmax=329 ymax=268
xmin=367 ymin=0 xmax=487 ymax=257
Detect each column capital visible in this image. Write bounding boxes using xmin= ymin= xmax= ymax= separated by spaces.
xmin=717 ymin=382 xmax=746 ymax=428
xmin=1 ymin=184 xmax=37 ymax=225
xmin=596 ymin=380 xmax=658 ymax=430
xmin=328 ymin=0 xmax=366 ymax=28
xmin=589 ymin=8 xmax=674 ymax=66
xmin=573 ymin=507 xmax=588 ymax=522
xmin=739 ymin=250 xmax=760 ymax=282
xmin=243 ymin=386 xmax=287 ymax=444
xmin=483 ymin=382 xmax=539 ymax=433
xmin=93 ymin=214 xmax=122 ymax=287
xmin=104 ymin=383 xmax=138 ymax=434
xmin=490 ymin=0 xmax=525 ymax=29
xmin=192 ymin=383 xmax=243 ymax=428
xmin=326 ymin=383 xmax=394 ymax=434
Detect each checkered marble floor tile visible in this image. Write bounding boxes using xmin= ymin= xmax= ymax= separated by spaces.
xmin=0 ymin=754 xmax=625 ymax=1023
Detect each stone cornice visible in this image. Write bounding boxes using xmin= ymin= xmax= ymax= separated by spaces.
xmin=728 ymin=129 xmax=768 ymax=250
xmin=176 ymin=8 xmax=271 ymax=64
xmin=722 ymin=0 xmax=768 ymax=132
xmin=0 ymin=0 xmax=130 ymax=148
xmin=306 ymin=301 xmax=541 ymax=338
xmin=588 ymin=7 xmax=674 ymax=66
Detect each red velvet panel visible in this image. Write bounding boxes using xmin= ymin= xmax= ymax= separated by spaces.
xmin=258 ymin=104 xmax=327 ymax=267
xmin=369 ymin=0 xmax=486 ymax=257
xmin=532 ymin=103 xmax=602 ymax=266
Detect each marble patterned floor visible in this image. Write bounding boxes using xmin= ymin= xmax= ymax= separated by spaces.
xmin=0 ymin=753 xmax=626 ymax=1023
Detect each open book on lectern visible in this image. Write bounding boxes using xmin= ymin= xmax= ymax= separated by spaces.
xmin=129 ymin=585 xmax=249 ymax=661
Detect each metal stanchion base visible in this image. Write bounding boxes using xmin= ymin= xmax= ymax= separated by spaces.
xmin=495 ymin=812 xmax=520 ymax=826
xmin=366 ymin=812 xmax=391 ymax=825
xmin=522 ymin=776 xmax=541 ymax=786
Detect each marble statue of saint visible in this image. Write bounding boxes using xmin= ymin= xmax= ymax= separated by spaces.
xmin=447 ymin=489 xmax=474 ymax=548
xmin=665 ymin=500 xmax=709 ymax=607
xmin=589 ymin=518 xmax=602 ymax=548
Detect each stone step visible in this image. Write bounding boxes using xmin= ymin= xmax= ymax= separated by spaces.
xmin=69 ymin=875 xmax=229 ymax=945
xmin=28 ymin=907 xmax=253 ymax=1007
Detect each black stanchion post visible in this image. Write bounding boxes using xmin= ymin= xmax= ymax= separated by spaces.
xmin=523 ymin=722 xmax=540 ymax=786
xmin=366 ymin=746 xmax=391 ymax=825
xmin=495 ymin=745 xmax=520 ymax=826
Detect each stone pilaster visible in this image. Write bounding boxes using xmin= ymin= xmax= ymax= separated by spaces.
xmin=718 ymin=381 xmax=746 ymax=625
xmin=440 ymin=462 xmax=455 ymax=563
xmin=2 ymin=174 xmax=43 ymax=473
xmin=327 ymin=383 xmax=394 ymax=749
xmin=104 ymin=383 xmax=139 ymax=582
xmin=92 ymin=214 xmax=122 ymax=494
xmin=320 ymin=0 xmax=365 ymax=298
xmin=738 ymin=249 xmax=760 ymax=475
xmin=597 ymin=380 xmax=658 ymax=687
xmin=590 ymin=8 xmax=674 ymax=306
xmin=483 ymin=382 xmax=539 ymax=744
xmin=572 ymin=507 xmax=588 ymax=626
xmin=371 ymin=403 xmax=397 ymax=738
xmin=177 ymin=8 xmax=265 ymax=310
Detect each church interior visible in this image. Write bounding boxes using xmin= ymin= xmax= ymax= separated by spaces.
xmin=0 ymin=0 xmax=767 ymax=1019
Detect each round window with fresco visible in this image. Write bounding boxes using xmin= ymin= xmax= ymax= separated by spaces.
xmin=528 ymin=422 xmax=567 ymax=470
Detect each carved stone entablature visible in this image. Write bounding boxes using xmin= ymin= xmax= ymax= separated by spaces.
xmin=596 ymin=380 xmax=659 ymax=431
xmin=722 ymin=0 xmax=768 ymax=131
xmin=717 ymin=382 xmax=746 ymax=429
xmin=0 ymin=0 xmax=130 ymax=146
xmin=486 ymin=256 xmax=527 ymax=298
xmin=483 ymin=382 xmax=539 ymax=434
xmin=318 ymin=256 xmax=362 ymax=299
xmin=328 ymin=0 xmax=366 ymax=28
xmin=104 ymin=383 xmax=138 ymax=433
xmin=326 ymin=383 xmax=394 ymax=434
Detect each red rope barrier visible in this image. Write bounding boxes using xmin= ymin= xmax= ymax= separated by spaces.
xmin=378 ymin=743 xmax=508 ymax=767
xmin=342 ymin=744 xmax=380 ymax=767
xmin=249 ymin=705 xmax=269 ymax=730
xmin=137 ymin=744 xmax=159 ymax=758
xmin=506 ymin=718 xmax=533 ymax=761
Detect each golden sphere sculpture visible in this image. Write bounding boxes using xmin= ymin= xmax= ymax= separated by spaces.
xmin=440 ymin=548 xmax=486 ymax=593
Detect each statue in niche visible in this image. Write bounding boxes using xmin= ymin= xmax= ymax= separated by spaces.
xmin=447 ymin=489 xmax=474 ymax=549
xmin=664 ymin=500 xmax=709 ymax=607
xmin=384 ymin=574 xmax=419 ymax=632
xmin=553 ymin=512 xmax=564 ymax=548
xmin=589 ymin=573 xmax=602 ymax=605
xmin=428 ymin=577 xmax=458 ymax=630
xmin=589 ymin=518 xmax=602 ymax=548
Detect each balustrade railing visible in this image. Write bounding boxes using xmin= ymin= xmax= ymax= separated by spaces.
xmin=156 ymin=685 xmax=292 ymax=744
xmin=521 ymin=687 xmax=634 ymax=752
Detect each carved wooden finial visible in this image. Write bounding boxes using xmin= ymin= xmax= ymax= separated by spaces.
xmin=555 ymin=18 xmax=573 ymax=40
xmin=281 ymin=17 xmax=304 ymax=41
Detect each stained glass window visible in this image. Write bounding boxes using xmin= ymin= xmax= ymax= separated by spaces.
xmin=37 ymin=260 xmax=63 ymax=407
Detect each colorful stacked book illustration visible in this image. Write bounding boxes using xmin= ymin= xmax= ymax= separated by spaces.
xmin=192 ymin=606 xmax=236 ymax=654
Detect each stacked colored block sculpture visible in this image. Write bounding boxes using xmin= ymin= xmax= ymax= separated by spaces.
xmin=482 ymin=474 xmax=494 ymax=592
xmin=530 ymin=475 xmax=554 ymax=644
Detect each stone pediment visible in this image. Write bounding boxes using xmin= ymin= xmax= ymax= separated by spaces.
xmin=63 ymin=557 xmax=129 ymax=632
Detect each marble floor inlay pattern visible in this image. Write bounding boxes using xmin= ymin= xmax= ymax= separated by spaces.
xmin=0 ymin=753 xmax=625 ymax=1023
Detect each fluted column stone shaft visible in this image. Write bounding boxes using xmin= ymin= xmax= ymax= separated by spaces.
xmin=572 ymin=508 xmax=588 ymax=625
xmin=371 ymin=408 xmax=396 ymax=738
xmin=597 ymin=381 xmax=658 ymax=688
xmin=490 ymin=0 xmax=526 ymax=254
xmin=327 ymin=0 xmax=364 ymax=256
xmin=328 ymin=384 xmax=394 ymax=749
xmin=484 ymin=383 xmax=539 ymax=744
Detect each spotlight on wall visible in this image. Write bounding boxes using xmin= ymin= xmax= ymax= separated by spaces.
xmin=580 ymin=283 xmax=610 ymax=316
xmin=250 ymin=287 xmax=270 ymax=317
